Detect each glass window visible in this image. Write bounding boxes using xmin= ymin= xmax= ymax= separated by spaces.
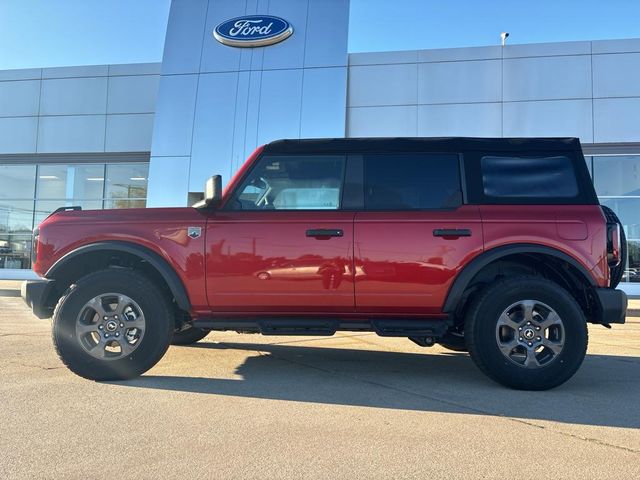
xmin=34 ymin=199 xmax=103 ymax=227
xmin=601 ymin=198 xmax=640 ymax=283
xmin=105 ymin=164 xmax=149 ymax=200
xmin=103 ymin=199 xmax=146 ymax=210
xmin=594 ymin=155 xmax=640 ymax=283
xmin=0 ymin=200 xmax=35 ymax=234
xmin=0 ymin=165 xmax=36 ymax=199
xmin=72 ymin=165 xmax=105 ymax=199
xmin=481 ymin=155 xmax=578 ymax=198
xmin=36 ymin=165 xmax=68 ymax=199
xmin=364 ymin=153 xmax=461 ymax=210
xmin=0 ymin=235 xmax=31 ymax=269
xmin=0 ymin=159 xmax=149 ymax=270
xmin=36 ymin=164 xmax=106 ymax=200
xmin=231 ymin=155 xmax=345 ymax=210
xmin=594 ymin=155 xmax=640 ymax=197
xmin=584 ymin=156 xmax=593 ymax=179
xmin=34 ymin=200 xmax=64 ymax=227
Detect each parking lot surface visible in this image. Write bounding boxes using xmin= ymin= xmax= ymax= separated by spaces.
xmin=1 ymin=284 xmax=639 ymax=479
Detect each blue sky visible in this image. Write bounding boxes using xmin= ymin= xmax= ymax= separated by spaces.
xmin=0 ymin=0 xmax=639 ymax=70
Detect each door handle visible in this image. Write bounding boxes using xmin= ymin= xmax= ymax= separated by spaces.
xmin=306 ymin=229 xmax=344 ymax=238
xmin=433 ymin=228 xmax=472 ymax=238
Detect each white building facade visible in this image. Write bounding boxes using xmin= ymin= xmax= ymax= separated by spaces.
xmin=1 ymin=0 xmax=640 ymax=292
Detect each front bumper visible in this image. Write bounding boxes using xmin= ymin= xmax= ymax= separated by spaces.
xmin=594 ymin=288 xmax=627 ymax=324
xmin=21 ymin=279 xmax=55 ymax=319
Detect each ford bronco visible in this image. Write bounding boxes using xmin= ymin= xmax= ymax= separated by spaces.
xmin=22 ymin=137 xmax=627 ymax=390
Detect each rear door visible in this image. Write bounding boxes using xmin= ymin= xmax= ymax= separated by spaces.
xmin=354 ymin=152 xmax=483 ymax=314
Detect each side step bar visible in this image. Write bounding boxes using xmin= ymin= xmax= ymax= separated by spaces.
xmin=371 ymin=319 xmax=448 ymax=338
xmin=193 ymin=318 xmax=339 ymax=336
xmin=192 ymin=317 xmax=450 ymax=338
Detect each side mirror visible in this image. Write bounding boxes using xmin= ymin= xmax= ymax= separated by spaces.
xmin=193 ymin=175 xmax=222 ymax=208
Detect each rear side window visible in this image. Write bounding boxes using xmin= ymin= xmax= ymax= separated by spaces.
xmin=364 ymin=153 xmax=461 ymax=210
xmin=481 ymin=155 xmax=578 ymax=198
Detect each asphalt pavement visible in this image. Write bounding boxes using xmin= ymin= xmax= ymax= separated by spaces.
xmin=1 ymin=282 xmax=639 ymax=479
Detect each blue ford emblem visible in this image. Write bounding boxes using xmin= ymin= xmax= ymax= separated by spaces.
xmin=213 ymin=15 xmax=293 ymax=48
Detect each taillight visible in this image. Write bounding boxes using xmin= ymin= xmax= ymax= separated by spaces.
xmin=606 ymin=222 xmax=621 ymax=267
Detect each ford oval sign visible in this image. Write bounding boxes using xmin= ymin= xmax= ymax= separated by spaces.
xmin=214 ymin=15 xmax=293 ymax=48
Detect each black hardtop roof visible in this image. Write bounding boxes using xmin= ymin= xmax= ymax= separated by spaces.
xmin=263 ymin=137 xmax=582 ymax=155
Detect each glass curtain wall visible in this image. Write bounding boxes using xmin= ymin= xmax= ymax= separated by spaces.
xmin=0 ymin=163 xmax=148 ymax=269
xmin=591 ymin=155 xmax=640 ymax=283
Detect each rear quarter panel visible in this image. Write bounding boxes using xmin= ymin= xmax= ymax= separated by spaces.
xmin=479 ymin=205 xmax=608 ymax=287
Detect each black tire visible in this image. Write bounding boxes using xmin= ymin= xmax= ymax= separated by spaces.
xmin=172 ymin=326 xmax=209 ymax=345
xmin=438 ymin=330 xmax=467 ymax=352
xmin=601 ymin=205 xmax=626 ymax=288
xmin=52 ymin=269 xmax=174 ymax=381
xmin=464 ymin=276 xmax=588 ymax=390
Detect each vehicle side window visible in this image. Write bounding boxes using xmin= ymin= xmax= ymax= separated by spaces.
xmin=230 ymin=155 xmax=346 ymax=210
xmin=481 ymin=155 xmax=578 ymax=198
xmin=363 ymin=153 xmax=462 ymax=210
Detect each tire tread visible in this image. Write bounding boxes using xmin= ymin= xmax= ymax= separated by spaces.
xmin=51 ymin=268 xmax=174 ymax=381
xmin=464 ymin=275 xmax=588 ymax=390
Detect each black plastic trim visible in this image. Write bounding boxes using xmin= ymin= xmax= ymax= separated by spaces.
xmin=433 ymin=228 xmax=472 ymax=237
xmin=371 ymin=319 xmax=448 ymax=337
xmin=306 ymin=229 xmax=343 ymax=238
xmin=442 ymin=244 xmax=597 ymax=313
xmin=594 ymin=288 xmax=627 ymax=324
xmin=263 ymin=137 xmax=583 ymax=155
xmin=21 ymin=279 xmax=56 ymax=319
xmin=45 ymin=241 xmax=191 ymax=312
xmin=193 ymin=317 xmax=450 ymax=337
xmin=341 ymin=154 xmax=364 ymax=210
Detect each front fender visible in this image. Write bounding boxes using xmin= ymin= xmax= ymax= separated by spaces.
xmin=46 ymin=241 xmax=192 ymax=312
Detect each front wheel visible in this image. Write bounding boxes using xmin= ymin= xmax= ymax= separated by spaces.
xmin=52 ymin=269 xmax=174 ymax=381
xmin=464 ymin=276 xmax=588 ymax=390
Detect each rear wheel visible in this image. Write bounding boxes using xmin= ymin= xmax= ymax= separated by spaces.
xmin=465 ymin=276 xmax=588 ymax=390
xmin=52 ymin=269 xmax=174 ymax=381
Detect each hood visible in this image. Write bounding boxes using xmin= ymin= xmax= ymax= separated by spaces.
xmin=39 ymin=206 xmax=207 ymax=228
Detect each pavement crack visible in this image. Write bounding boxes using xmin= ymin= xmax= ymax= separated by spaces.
xmin=1 ymin=360 xmax=64 ymax=371
xmin=509 ymin=417 xmax=640 ymax=454
xmin=0 ymin=333 xmax=49 ymax=338
xmin=258 ymin=350 xmax=640 ymax=455
xmin=255 ymin=348 xmax=491 ymax=416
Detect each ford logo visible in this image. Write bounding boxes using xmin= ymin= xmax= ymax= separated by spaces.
xmin=213 ymin=15 xmax=293 ymax=48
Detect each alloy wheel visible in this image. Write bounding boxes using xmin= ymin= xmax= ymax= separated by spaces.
xmin=495 ymin=299 xmax=565 ymax=368
xmin=75 ymin=293 xmax=146 ymax=360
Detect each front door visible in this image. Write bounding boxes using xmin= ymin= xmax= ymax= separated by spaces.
xmin=206 ymin=153 xmax=354 ymax=313
xmin=354 ymin=152 xmax=483 ymax=315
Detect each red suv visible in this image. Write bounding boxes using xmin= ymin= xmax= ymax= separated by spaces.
xmin=22 ymin=137 xmax=627 ymax=390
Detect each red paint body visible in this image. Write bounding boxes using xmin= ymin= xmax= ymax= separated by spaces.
xmin=353 ymin=206 xmax=483 ymax=314
xmin=33 ymin=146 xmax=610 ymax=318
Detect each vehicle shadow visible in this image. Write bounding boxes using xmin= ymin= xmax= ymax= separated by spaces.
xmin=115 ymin=340 xmax=640 ymax=429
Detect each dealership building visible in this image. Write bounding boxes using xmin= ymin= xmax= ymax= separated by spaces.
xmin=1 ymin=0 xmax=640 ymax=292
